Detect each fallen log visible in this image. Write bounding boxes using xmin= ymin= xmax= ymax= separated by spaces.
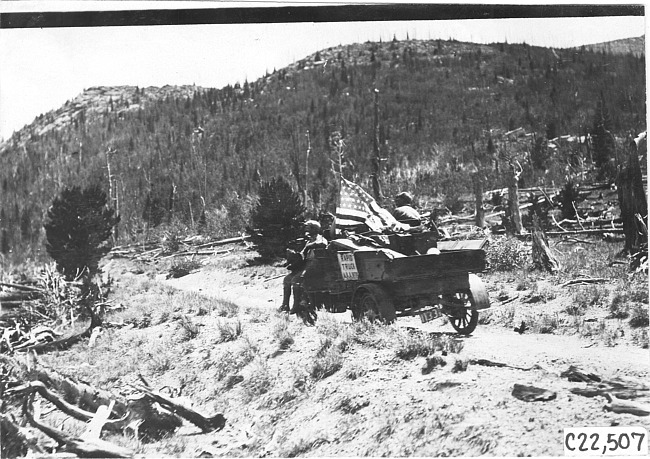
xmin=560 ymin=366 xmax=601 ymax=383
xmin=561 ymin=277 xmax=609 ymax=287
xmin=604 ymin=393 xmax=650 ymax=417
xmin=130 ymin=384 xmax=226 ymax=433
xmin=23 ymin=394 xmax=134 ymax=458
xmin=546 ymin=229 xmax=624 ymax=236
xmin=5 ymin=381 xmax=129 ymax=430
xmin=12 ymin=304 xmax=100 ymax=354
xmin=5 ymin=357 xmax=182 ymax=440
xmin=192 ymin=235 xmax=251 ymax=249
xmin=0 ymin=282 xmax=45 ymax=293
xmin=570 ymin=384 xmax=648 ymax=400
xmin=0 ymin=291 xmax=41 ymax=301
xmin=468 ymin=359 xmax=542 ymax=372
xmin=161 ymin=249 xmax=231 ymax=259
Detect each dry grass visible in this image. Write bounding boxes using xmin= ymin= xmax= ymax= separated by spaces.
xmin=310 ymin=338 xmax=344 ymax=380
xmin=215 ymin=319 xmax=243 ymax=343
xmin=395 ymin=330 xmax=464 ymax=360
xmin=271 ymin=314 xmax=295 ymax=350
xmin=242 ymin=358 xmax=274 ymax=401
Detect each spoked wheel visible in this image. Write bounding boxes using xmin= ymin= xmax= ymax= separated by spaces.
xmin=443 ymin=291 xmax=479 ymax=335
xmin=352 ymin=284 xmax=396 ymax=324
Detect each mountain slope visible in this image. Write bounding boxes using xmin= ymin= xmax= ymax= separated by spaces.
xmin=1 ymin=38 xmax=646 ymax=261
xmin=577 ymin=35 xmax=645 ymax=57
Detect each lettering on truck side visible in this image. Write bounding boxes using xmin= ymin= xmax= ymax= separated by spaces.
xmin=337 ymin=252 xmax=359 ymax=280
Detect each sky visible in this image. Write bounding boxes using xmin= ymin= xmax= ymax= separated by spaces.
xmin=0 ymin=2 xmax=646 ymax=141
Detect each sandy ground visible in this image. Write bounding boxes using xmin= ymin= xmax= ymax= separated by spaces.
xmin=149 ymin=252 xmax=650 ymax=457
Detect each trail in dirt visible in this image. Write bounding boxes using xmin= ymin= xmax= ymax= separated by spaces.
xmin=164 ymin=259 xmax=650 ymax=457
xmin=168 ymin=262 xmax=648 ymax=379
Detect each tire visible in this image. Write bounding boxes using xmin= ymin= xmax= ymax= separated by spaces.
xmin=444 ymin=291 xmax=479 ymax=335
xmin=352 ymin=284 xmax=396 ymax=324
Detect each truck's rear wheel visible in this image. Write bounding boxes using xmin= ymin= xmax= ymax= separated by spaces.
xmin=352 ymin=284 xmax=396 ymax=324
xmin=445 ymin=291 xmax=479 ymax=335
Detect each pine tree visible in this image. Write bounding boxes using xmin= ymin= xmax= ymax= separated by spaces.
xmin=44 ymin=184 xmax=120 ymax=280
xmin=247 ymin=177 xmax=305 ymax=260
xmin=591 ymin=96 xmax=616 ymax=170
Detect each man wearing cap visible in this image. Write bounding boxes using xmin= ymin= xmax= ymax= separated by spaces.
xmin=279 ymin=220 xmax=327 ymax=314
xmin=392 ymin=191 xmax=421 ymax=223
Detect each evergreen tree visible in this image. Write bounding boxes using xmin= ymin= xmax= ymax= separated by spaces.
xmin=44 ymin=184 xmax=120 ymax=280
xmin=247 ymin=177 xmax=305 ymax=260
xmin=591 ymin=96 xmax=616 ymax=170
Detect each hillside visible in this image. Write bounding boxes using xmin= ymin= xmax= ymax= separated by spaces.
xmin=577 ymin=36 xmax=645 ymax=57
xmin=1 ymin=38 xmax=646 ymax=262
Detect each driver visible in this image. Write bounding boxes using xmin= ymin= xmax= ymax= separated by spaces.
xmin=279 ymin=220 xmax=328 ymax=314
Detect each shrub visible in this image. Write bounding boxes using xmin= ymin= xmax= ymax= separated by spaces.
xmin=452 ymin=358 xmax=469 ymax=373
xmin=44 ymin=184 xmax=120 ymax=280
xmin=243 ymin=359 xmax=273 ymax=401
xmin=272 ymin=314 xmax=294 ymax=350
xmin=310 ymin=344 xmax=343 ymax=380
xmin=629 ymin=305 xmax=649 ymax=328
xmin=558 ymin=180 xmax=581 ymax=220
xmin=216 ymin=319 xmax=243 ymax=343
xmin=161 ymin=231 xmax=182 ymax=255
xmin=167 ymin=258 xmax=201 ymax=279
xmin=609 ymin=293 xmax=630 ymax=319
xmin=486 ymin=237 xmax=530 ymax=271
xmin=177 ymin=315 xmax=200 ymax=341
xmin=247 ymin=177 xmax=305 ymax=260
xmin=395 ymin=330 xmax=463 ymax=360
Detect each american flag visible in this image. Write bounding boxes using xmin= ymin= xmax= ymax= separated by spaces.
xmin=335 ymin=178 xmax=399 ymax=232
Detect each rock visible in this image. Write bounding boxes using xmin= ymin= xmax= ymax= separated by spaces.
xmin=512 ymin=384 xmax=557 ymax=402
xmin=421 ymin=356 xmax=446 ymax=375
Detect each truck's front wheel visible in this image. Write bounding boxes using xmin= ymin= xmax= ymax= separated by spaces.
xmin=352 ymin=284 xmax=396 ymax=324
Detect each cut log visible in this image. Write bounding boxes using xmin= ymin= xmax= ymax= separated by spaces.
xmin=23 ymin=394 xmax=134 ymax=458
xmin=130 ymin=384 xmax=226 ymax=433
xmin=604 ymin=393 xmax=650 ymax=416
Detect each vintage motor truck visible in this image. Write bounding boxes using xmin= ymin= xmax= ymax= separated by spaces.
xmin=301 ymin=231 xmax=490 ymax=335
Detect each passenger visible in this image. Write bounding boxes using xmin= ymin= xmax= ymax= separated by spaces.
xmin=392 ymin=191 xmax=421 ymax=223
xmin=279 ymin=220 xmax=328 ymax=314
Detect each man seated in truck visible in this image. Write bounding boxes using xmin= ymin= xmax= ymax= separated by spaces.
xmin=279 ymin=220 xmax=328 ymax=314
xmin=392 ymin=191 xmax=421 ymax=225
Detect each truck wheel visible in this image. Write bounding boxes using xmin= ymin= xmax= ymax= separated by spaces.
xmin=446 ymin=291 xmax=479 ymax=335
xmin=352 ymin=284 xmax=396 ymax=324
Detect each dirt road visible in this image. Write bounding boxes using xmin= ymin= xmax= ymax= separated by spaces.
xmin=161 ymin=254 xmax=650 ymax=457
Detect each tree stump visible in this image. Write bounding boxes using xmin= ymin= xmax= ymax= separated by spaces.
xmin=532 ymin=215 xmax=560 ymax=273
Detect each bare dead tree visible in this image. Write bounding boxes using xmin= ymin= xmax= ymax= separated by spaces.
xmin=508 ymin=160 xmax=524 ymax=235
xmin=617 ymin=139 xmax=648 ymax=254
xmin=371 ymin=88 xmax=383 ymax=204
